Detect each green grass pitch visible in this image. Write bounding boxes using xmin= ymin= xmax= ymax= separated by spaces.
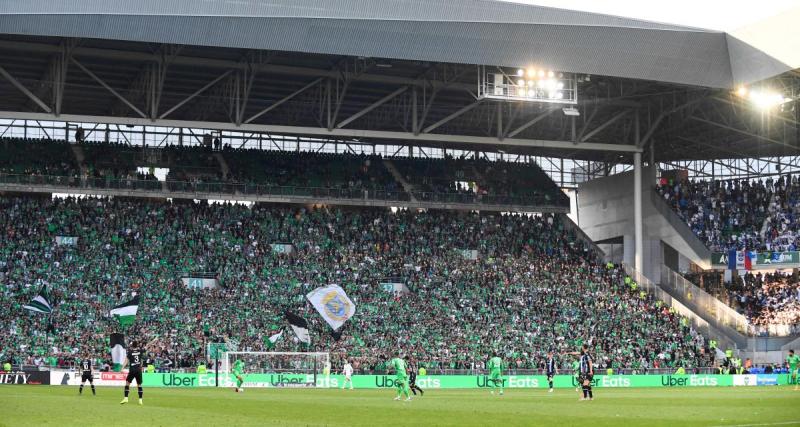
xmin=2 ymin=386 xmax=799 ymax=426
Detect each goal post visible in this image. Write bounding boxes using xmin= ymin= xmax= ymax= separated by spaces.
xmin=221 ymin=351 xmax=331 ymax=388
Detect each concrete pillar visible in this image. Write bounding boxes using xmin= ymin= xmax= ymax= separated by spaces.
xmin=634 ymin=151 xmax=643 ymax=271
xmin=623 ymin=234 xmax=634 ymax=267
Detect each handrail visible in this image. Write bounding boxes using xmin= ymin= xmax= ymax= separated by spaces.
xmin=0 ymin=173 xmax=568 ymax=210
xmin=622 ymin=263 xmax=746 ymax=349
xmin=660 ymin=267 xmax=751 ymax=335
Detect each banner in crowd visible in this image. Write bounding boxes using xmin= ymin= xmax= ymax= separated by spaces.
xmin=306 ymin=285 xmax=356 ymax=330
xmin=54 ymin=236 xmax=78 ymax=246
xmin=270 ymin=244 xmax=294 ymax=254
xmin=379 ymin=282 xmax=409 ymax=296
xmin=458 ymin=249 xmax=478 ymax=260
xmin=712 ymin=251 xmax=800 ymax=270
xmin=181 ymin=277 xmax=219 ymax=289
xmin=133 ymin=373 xmax=798 ymax=388
xmin=0 ymin=370 xmax=50 ymax=385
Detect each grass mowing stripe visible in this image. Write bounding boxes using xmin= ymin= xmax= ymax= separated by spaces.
xmin=2 ymin=385 xmax=799 ymax=426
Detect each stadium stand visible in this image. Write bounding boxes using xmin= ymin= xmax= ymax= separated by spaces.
xmin=656 ymin=177 xmax=773 ymax=252
xmin=0 ymin=196 xmax=711 ymax=372
xmin=0 ymin=137 xmax=79 ymax=179
xmin=658 ymin=175 xmax=800 ymax=253
xmin=686 ymin=271 xmax=800 ymax=334
xmin=392 ymin=155 xmax=567 ymax=206
xmin=0 ymin=137 xmax=568 ymax=208
xmin=221 ymin=149 xmax=405 ymax=200
xmin=660 ymin=175 xmax=800 ymax=332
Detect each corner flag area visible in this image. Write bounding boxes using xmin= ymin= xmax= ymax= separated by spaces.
xmin=2 ymin=386 xmax=799 ymax=427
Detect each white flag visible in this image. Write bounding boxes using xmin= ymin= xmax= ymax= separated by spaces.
xmin=306 ymin=284 xmax=356 ymax=331
xmin=268 ymin=330 xmax=283 ymax=346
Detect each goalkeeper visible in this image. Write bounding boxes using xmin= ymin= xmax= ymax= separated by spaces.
xmin=232 ymin=359 xmax=246 ymax=393
xmin=488 ymin=352 xmax=504 ymax=395
xmin=389 ymin=355 xmax=411 ymax=401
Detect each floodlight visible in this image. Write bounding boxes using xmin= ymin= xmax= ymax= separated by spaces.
xmin=517 ymin=69 xmax=525 ymax=77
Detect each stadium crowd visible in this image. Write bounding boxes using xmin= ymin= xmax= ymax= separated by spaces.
xmin=658 ymin=175 xmax=800 ymax=330
xmin=0 ymin=195 xmax=712 ymax=373
xmin=688 ymin=271 xmax=800 ymax=332
xmin=657 ymin=175 xmax=800 ymax=252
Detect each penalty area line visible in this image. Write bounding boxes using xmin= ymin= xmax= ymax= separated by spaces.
xmin=710 ymin=421 xmax=800 ymax=427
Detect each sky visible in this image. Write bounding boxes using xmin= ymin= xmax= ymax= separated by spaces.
xmin=500 ymin=0 xmax=800 ymax=31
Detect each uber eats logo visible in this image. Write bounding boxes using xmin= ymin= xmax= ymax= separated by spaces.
xmin=476 ymin=376 xmax=507 ymax=388
xmin=660 ymin=375 xmax=718 ymax=387
xmin=161 ymin=374 xmax=197 ymax=387
xmin=375 ymin=376 xmax=401 ymax=388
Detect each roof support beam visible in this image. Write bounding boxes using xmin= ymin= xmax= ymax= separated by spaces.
xmin=422 ymin=100 xmax=481 ymax=134
xmin=689 ymin=116 xmax=797 ymax=150
xmin=70 ymin=58 xmax=147 ymax=119
xmin=0 ymin=65 xmax=52 ymax=113
xmin=637 ymin=98 xmax=706 ymax=148
xmin=159 ymin=70 xmax=232 ymax=119
xmin=0 ymin=111 xmax=643 ymax=153
xmin=336 ymin=86 xmax=408 ymax=129
xmin=507 ymin=108 xmax=558 ymax=138
xmin=244 ymin=77 xmax=322 ymax=124
xmin=580 ymin=110 xmax=630 ymax=142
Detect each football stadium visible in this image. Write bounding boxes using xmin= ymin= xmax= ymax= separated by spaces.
xmin=1 ymin=1 xmax=800 ymax=425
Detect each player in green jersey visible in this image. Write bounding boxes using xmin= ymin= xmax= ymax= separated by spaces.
xmin=572 ymin=359 xmax=581 ymax=392
xmin=389 ymin=355 xmax=411 ymax=401
xmin=487 ymin=353 xmax=504 ymax=395
xmin=787 ymin=349 xmax=799 ymax=390
xmin=232 ymin=359 xmax=245 ymax=393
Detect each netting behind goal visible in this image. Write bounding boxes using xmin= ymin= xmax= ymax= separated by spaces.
xmin=221 ymin=352 xmax=330 ymax=388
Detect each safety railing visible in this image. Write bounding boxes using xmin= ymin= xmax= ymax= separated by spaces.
xmin=660 ymin=267 xmax=752 ymax=336
xmin=622 ymin=263 xmax=746 ymax=349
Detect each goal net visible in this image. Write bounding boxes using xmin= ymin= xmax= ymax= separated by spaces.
xmin=220 ymin=352 xmax=331 ymax=388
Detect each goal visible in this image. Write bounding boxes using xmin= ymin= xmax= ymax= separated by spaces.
xmin=220 ymin=351 xmax=331 ymax=388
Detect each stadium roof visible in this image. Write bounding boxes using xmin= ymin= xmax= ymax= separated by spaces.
xmin=0 ymin=0 xmax=791 ymax=88
xmin=0 ymin=0 xmax=798 ymax=164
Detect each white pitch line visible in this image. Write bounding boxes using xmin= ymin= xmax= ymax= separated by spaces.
xmin=710 ymin=421 xmax=800 ymax=427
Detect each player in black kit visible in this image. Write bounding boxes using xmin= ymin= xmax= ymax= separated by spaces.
xmin=406 ymin=357 xmax=424 ymax=396
xmin=578 ymin=344 xmax=594 ymax=401
xmin=545 ymin=350 xmax=558 ymax=393
xmin=78 ymin=356 xmax=96 ymax=395
xmin=120 ymin=342 xmax=146 ymax=405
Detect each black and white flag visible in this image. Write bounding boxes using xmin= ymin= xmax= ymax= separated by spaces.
xmin=285 ymin=311 xmax=311 ymax=344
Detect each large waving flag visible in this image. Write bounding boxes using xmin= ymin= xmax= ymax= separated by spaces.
xmin=110 ymin=333 xmax=126 ymax=372
xmin=306 ymin=284 xmax=356 ymax=331
xmin=110 ymin=295 xmax=139 ymax=327
xmin=23 ymin=286 xmax=53 ymax=314
xmin=285 ymin=312 xmax=310 ymax=344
